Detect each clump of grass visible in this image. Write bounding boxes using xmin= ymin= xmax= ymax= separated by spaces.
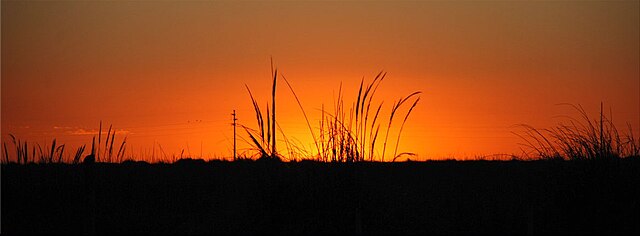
xmin=73 ymin=145 xmax=87 ymax=164
xmin=7 ymin=134 xmax=30 ymax=164
xmin=116 ymin=136 xmax=128 ymax=163
xmin=310 ymin=72 xmax=421 ymax=162
xmin=240 ymin=60 xmax=281 ymax=161
xmin=92 ymin=121 xmax=127 ymax=163
xmin=514 ymin=103 xmax=640 ymax=160
xmin=386 ymin=91 xmax=422 ymax=162
xmin=36 ymin=139 xmax=65 ymax=163
xmin=2 ymin=121 xmax=128 ymax=164
xmin=247 ymin=65 xmax=422 ymax=162
xmin=5 ymin=135 xmax=66 ymax=164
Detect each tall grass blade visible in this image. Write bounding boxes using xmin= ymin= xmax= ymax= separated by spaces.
xmin=9 ymin=134 xmax=19 ymax=163
xmin=3 ymin=142 xmax=8 ymax=164
xmin=73 ymin=145 xmax=86 ymax=164
xmin=91 ymin=136 xmax=96 ymax=156
xmin=57 ymin=144 xmax=65 ymax=163
xmin=109 ymin=131 xmax=115 ymax=162
xmin=271 ymin=68 xmax=277 ymax=159
xmin=37 ymin=143 xmax=44 ymax=164
xmin=97 ymin=121 xmax=102 ymax=162
xmin=243 ymin=126 xmax=267 ymax=158
xmin=104 ymin=124 xmax=112 ymax=161
xmin=381 ymin=91 xmax=422 ymax=161
xmin=281 ymin=75 xmax=320 ymax=157
xmin=267 ymin=104 xmax=271 ymax=146
xmin=245 ymin=85 xmax=265 ymax=146
xmin=23 ymin=142 xmax=28 ymax=164
xmin=370 ymin=124 xmax=381 ymax=161
xmin=369 ymin=103 xmax=383 ymax=161
xmin=116 ymin=136 xmax=127 ymax=163
xmin=393 ymin=96 xmax=421 ymax=161
xmin=49 ymin=139 xmax=56 ymax=163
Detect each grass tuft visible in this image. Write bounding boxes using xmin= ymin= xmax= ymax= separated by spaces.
xmin=242 ymin=65 xmax=422 ymax=162
xmin=514 ymin=103 xmax=639 ymax=160
xmin=316 ymin=72 xmax=421 ymax=162
xmin=241 ymin=61 xmax=281 ymax=161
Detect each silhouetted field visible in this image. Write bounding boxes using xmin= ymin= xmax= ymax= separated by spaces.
xmin=2 ymin=159 xmax=639 ymax=234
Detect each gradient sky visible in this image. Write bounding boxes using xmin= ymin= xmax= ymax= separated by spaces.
xmin=2 ymin=1 xmax=639 ymax=161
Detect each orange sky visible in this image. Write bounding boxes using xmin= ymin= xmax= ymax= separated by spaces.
xmin=2 ymin=1 xmax=639 ymax=161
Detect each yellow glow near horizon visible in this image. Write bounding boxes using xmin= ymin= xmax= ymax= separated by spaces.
xmin=2 ymin=1 xmax=639 ymax=162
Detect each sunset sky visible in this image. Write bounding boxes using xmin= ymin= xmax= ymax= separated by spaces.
xmin=2 ymin=1 xmax=639 ymax=161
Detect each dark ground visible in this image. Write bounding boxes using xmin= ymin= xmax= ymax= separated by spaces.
xmin=2 ymin=158 xmax=639 ymax=234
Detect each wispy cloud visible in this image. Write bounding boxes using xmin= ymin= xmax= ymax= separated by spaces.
xmin=52 ymin=126 xmax=131 ymax=136
xmin=66 ymin=128 xmax=131 ymax=136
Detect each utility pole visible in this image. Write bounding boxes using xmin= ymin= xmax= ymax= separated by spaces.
xmin=232 ymin=110 xmax=237 ymax=161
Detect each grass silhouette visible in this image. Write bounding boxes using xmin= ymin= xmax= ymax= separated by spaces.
xmin=2 ymin=67 xmax=639 ymax=164
xmin=72 ymin=145 xmax=87 ymax=164
xmin=313 ymin=73 xmax=422 ymax=162
xmin=2 ymin=121 xmax=127 ymax=164
xmin=514 ymin=103 xmax=640 ymax=160
xmin=241 ymin=64 xmax=422 ymax=162
xmin=241 ymin=60 xmax=281 ymax=161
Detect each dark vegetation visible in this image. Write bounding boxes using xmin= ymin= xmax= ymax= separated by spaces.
xmin=3 ymin=121 xmax=127 ymax=165
xmin=2 ymin=159 xmax=639 ymax=234
xmin=241 ymin=62 xmax=422 ymax=162
xmin=514 ymin=103 xmax=639 ymax=160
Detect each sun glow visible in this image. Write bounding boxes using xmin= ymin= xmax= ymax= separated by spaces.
xmin=2 ymin=1 xmax=638 ymax=162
